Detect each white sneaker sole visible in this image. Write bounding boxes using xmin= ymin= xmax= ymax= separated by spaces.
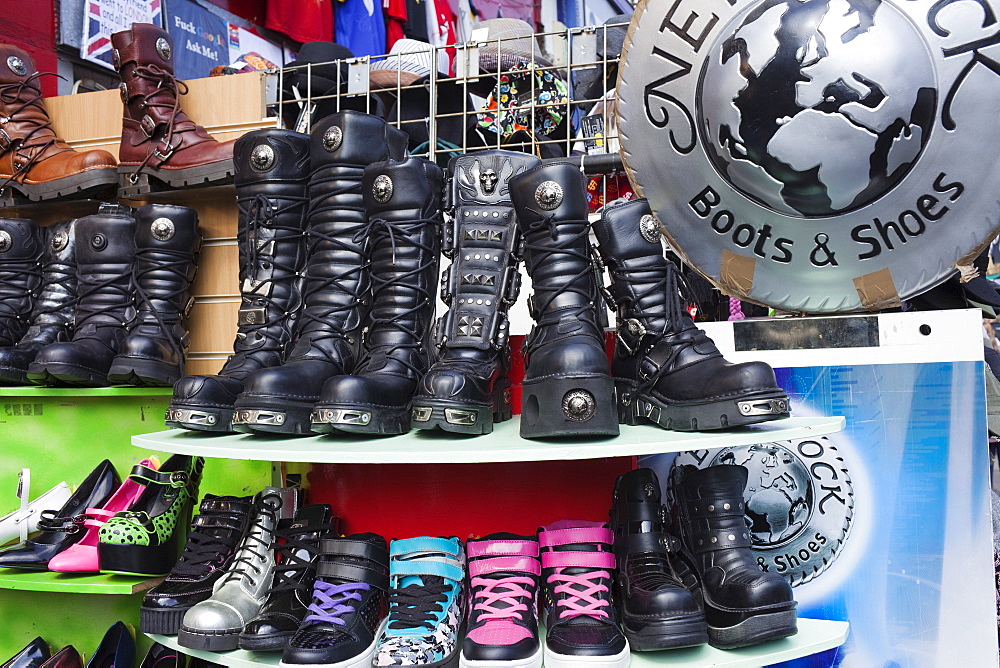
xmin=543 ymin=642 xmax=631 ymax=668
xmin=459 ymin=644 xmax=543 ymax=668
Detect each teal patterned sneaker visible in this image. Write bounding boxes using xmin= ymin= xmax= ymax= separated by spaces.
xmin=97 ymin=454 xmax=204 ymax=576
xmin=374 ymin=537 xmax=465 ymax=667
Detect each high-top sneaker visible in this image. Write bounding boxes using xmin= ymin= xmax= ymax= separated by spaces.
xmin=509 ymin=163 xmax=618 ymax=439
xmin=178 ymin=486 xmax=299 ymax=651
xmin=280 ymin=534 xmax=390 ymax=668
xmin=140 ymin=494 xmax=256 ymax=635
xmin=0 ymin=218 xmax=42 ymax=348
xmin=592 ymin=199 xmax=789 ymax=430
xmin=410 ymin=150 xmax=540 ymax=435
xmin=537 ymin=520 xmax=629 ymax=668
xmin=311 ymin=157 xmax=442 ymax=435
xmin=609 ymin=468 xmax=707 ymax=650
xmin=461 ymin=534 xmax=542 ymax=668
xmin=107 ymin=204 xmax=201 ymax=386
xmin=28 ymin=207 xmax=136 ymax=386
xmin=670 ymin=464 xmax=797 ymax=649
xmin=110 ymin=23 xmax=235 ymax=195
xmin=166 ymin=129 xmax=310 ymax=432
xmin=0 ymin=219 xmax=76 ymax=384
xmin=233 ymin=111 xmax=407 ymax=435
xmin=374 ymin=537 xmax=465 ymax=667
xmin=240 ymin=504 xmax=341 ymax=651
xmin=0 ymin=45 xmax=117 ymax=202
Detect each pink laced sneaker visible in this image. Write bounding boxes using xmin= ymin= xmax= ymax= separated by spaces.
xmin=48 ymin=457 xmax=159 ymax=572
xmin=538 ymin=520 xmax=630 ymax=668
xmin=461 ymin=534 xmax=542 ymax=668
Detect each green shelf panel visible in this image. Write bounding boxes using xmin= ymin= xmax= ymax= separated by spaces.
xmin=131 ymin=416 xmax=845 ymax=464
xmin=0 ymin=386 xmax=173 ymax=397
xmin=0 ymin=568 xmax=163 ymax=594
xmin=148 ymin=619 xmax=848 ymax=668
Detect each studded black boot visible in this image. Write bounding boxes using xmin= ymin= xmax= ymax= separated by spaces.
xmin=166 ymin=129 xmax=310 ymax=432
xmin=0 ymin=218 xmax=75 ymax=384
xmin=592 ymin=199 xmax=789 ymax=430
xmin=233 ymin=111 xmax=407 ymax=435
xmin=108 ymin=204 xmax=202 ymax=387
xmin=410 ymin=149 xmax=539 ymax=435
xmin=28 ymin=207 xmax=137 ymax=386
xmin=670 ymin=464 xmax=797 ymax=649
xmin=311 ymin=157 xmax=443 ymax=435
xmin=610 ymin=467 xmax=707 ymax=650
xmin=0 ymin=218 xmax=43 ymax=348
xmin=509 ymin=162 xmax=618 ymax=439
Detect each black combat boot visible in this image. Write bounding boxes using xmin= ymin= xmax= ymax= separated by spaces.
xmin=610 ymin=468 xmax=707 ymax=650
xmin=592 ymin=199 xmax=789 ymax=430
xmin=0 ymin=219 xmax=76 ymax=384
xmin=670 ymin=464 xmax=797 ymax=649
xmin=166 ymin=129 xmax=310 ymax=432
xmin=108 ymin=204 xmax=202 ymax=386
xmin=233 ymin=111 xmax=407 ymax=435
xmin=0 ymin=218 xmax=43 ymax=348
xmin=410 ymin=149 xmax=539 ymax=435
xmin=27 ymin=207 xmax=137 ymax=386
xmin=509 ymin=162 xmax=618 ymax=439
xmin=312 ymin=157 xmax=442 ymax=435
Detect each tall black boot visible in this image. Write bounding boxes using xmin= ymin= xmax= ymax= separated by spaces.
xmin=108 ymin=204 xmax=201 ymax=387
xmin=233 ymin=111 xmax=407 ymax=435
xmin=0 ymin=218 xmax=43 ymax=347
xmin=592 ymin=199 xmax=789 ymax=430
xmin=509 ymin=162 xmax=618 ymax=439
xmin=166 ymin=129 xmax=310 ymax=432
xmin=311 ymin=156 xmax=443 ymax=435
xmin=410 ymin=149 xmax=539 ymax=435
xmin=609 ymin=468 xmax=707 ymax=650
xmin=27 ymin=207 xmax=137 ymax=386
xmin=670 ymin=464 xmax=797 ymax=649
xmin=0 ymin=219 xmax=76 ymax=384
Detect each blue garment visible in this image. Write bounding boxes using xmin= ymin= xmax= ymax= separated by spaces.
xmin=335 ymin=0 xmax=387 ymax=58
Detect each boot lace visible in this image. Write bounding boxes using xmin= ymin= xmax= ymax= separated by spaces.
xmin=303 ymin=580 xmax=371 ymax=626
xmin=27 ymin=257 xmax=75 ymax=326
xmin=222 ymin=492 xmax=281 ymax=588
xmin=547 ymin=570 xmax=611 ymax=620
xmin=73 ymin=269 xmax=134 ymax=336
xmin=169 ymin=515 xmax=245 ymax=578
xmin=0 ymin=71 xmax=64 ymax=189
xmin=0 ymin=260 xmax=38 ymax=323
xmin=387 ymin=580 xmax=451 ymax=630
xmin=266 ymin=520 xmax=337 ymax=596
xmin=470 ymin=574 xmax=533 ymax=622
xmin=132 ymin=247 xmax=193 ymax=358
xmin=124 ymin=64 xmax=192 ymax=182
xmin=232 ymin=193 xmax=307 ymax=357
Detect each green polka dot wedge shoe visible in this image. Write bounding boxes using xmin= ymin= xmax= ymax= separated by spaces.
xmin=97 ymin=454 xmax=205 ymax=577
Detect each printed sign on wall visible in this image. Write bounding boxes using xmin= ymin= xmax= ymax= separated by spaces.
xmin=81 ymin=0 xmax=162 ymax=70
xmin=165 ymin=0 xmax=228 ymax=80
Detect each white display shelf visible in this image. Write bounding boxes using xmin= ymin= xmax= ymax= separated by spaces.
xmin=148 ymin=618 xmax=848 ymax=668
xmin=131 ymin=416 xmax=844 ymax=464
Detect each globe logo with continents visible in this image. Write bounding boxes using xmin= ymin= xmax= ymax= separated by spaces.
xmin=699 ymin=0 xmax=937 ymax=217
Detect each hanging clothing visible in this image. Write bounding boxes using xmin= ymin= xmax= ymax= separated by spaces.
xmin=266 ymin=0 xmax=335 ymax=43
xmin=478 ymin=64 xmax=569 ymax=138
xmin=336 ymin=0 xmax=387 ymax=58
xmin=386 ymin=0 xmax=408 ymax=49
xmin=404 ymin=0 xmax=431 ymax=42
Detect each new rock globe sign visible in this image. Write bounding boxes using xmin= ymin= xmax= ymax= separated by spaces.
xmin=618 ymin=0 xmax=1000 ymax=312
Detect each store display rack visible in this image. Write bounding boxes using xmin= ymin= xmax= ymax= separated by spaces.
xmin=0 ymin=569 xmax=163 ymax=595
xmin=0 ymin=387 xmax=172 ymax=397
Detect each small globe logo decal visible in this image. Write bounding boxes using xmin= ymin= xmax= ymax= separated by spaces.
xmin=698 ymin=0 xmax=937 ymax=217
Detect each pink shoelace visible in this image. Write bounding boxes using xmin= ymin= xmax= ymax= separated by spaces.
xmin=547 ymin=569 xmax=611 ymax=619
xmin=471 ymin=575 xmax=534 ymax=621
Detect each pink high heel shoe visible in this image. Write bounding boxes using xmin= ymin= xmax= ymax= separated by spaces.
xmin=48 ymin=457 xmax=159 ymax=573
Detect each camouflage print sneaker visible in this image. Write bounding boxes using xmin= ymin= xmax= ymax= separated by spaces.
xmin=374 ymin=537 xmax=465 ymax=667
xmin=97 ymin=454 xmax=204 ymax=576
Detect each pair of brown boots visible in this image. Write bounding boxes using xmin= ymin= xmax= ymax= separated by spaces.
xmin=0 ymin=23 xmax=233 ymax=202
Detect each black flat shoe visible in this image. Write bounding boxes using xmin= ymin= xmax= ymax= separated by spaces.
xmin=0 ymin=459 xmax=119 ymax=570
xmin=86 ymin=621 xmax=134 ymax=668
xmin=1 ymin=637 xmax=50 ymax=668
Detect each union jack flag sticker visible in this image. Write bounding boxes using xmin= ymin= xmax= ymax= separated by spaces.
xmin=82 ymin=0 xmax=162 ymax=69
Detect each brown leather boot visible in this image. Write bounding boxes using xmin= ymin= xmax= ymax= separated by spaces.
xmin=0 ymin=45 xmax=118 ymax=202
xmin=111 ymin=23 xmax=235 ymax=195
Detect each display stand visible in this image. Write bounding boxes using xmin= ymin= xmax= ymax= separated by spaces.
xmin=0 ymin=570 xmax=162 ymax=595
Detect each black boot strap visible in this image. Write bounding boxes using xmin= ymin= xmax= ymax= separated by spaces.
xmin=623 ymin=531 xmax=679 ymax=555
xmin=686 ymin=497 xmax=746 ymax=520
xmin=689 ymin=527 xmax=752 ymax=553
xmin=316 ymin=560 xmax=390 ymax=591
xmin=321 ymin=538 xmax=389 ymax=562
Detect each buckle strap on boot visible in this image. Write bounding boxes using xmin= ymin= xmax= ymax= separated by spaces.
xmin=686 ymin=497 xmax=746 ymax=519
xmin=316 ymin=560 xmax=390 ymax=590
xmin=689 ymin=527 xmax=752 ymax=553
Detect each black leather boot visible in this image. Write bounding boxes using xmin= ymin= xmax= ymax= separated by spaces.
xmin=610 ymin=468 xmax=707 ymax=650
xmin=509 ymin=162 xmax=618 ymax=439
xmin=166 ymin=129 xmax=310 ymax=432
xmin=0 ymin=218 xmax=43 ymax=347
xmin=27 ymin=208 xmax=137 ymax=386
xmin=312 ymin=157 xmax=442 ymax=435
xmin=0 ymin=219 xmax=76 ymax=384
xmin=593 ymin=199 xmax=789 ymax=430
xmin=233 ymin=111 xmax=407 ymax=435
xmin=410 ymin=149 xmax=539 ymax=435
xmin=670 ymin=464 xmax=797 ymax=649
xmin=108 ymin=204 xmax=202 ymax=386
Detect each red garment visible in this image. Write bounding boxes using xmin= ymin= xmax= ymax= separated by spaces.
xmin=432 ymin=0 xmax=458 ymax=71
xmin=385 ymin=0 xmax=407 ymax=49
xmin=266 ymin=0 xmax=334 ymax=43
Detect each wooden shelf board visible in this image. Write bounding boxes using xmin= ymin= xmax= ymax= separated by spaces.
xmin=0 ymin=568 xmax=163 ymax=594
xmin=130 ymin=416 xmax=844 ymax=464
